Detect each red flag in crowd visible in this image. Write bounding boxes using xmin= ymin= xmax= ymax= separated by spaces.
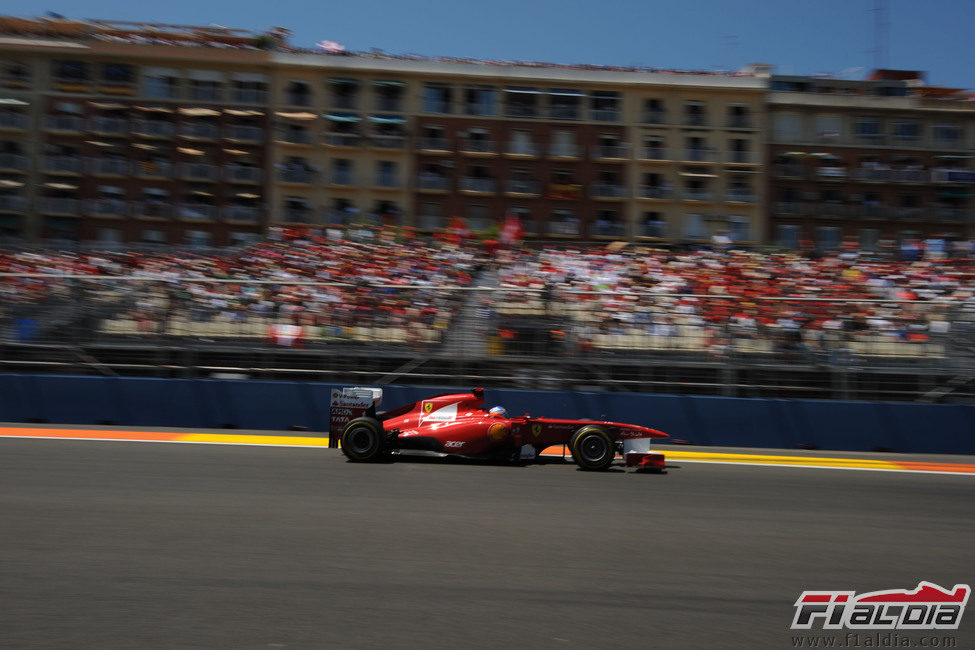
xmin=448 ymin=216 xmax=470 ymax=243
xmin=500 ymin=212 xmax=524 ymax=246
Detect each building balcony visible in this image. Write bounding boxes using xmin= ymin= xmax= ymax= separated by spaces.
xmin=893 ymin=169 xmax=928 ymax=183
xmin=44 ymin=115 xmax=85 ymax=132
xmin=725 ymin=190 xmax=756 ymax=203
xmin=590 ymin=109 xmax=621 ymax=122
xmin=280 ymin=209 xmax=312 ymax=224
xmin=226 ymin=166 xmax=262 ymax=183
xmin=931 ymin=168 xmax=975 ymax=184
xmin=681 ymin=149 xmax=717 ymax=163
xmin=594 ymin=145 xmax=629 ymax=160
xmin=853 ymin=168 xmax=892 ymax=182
xmin=460 ymin=178 xmax=496 ymax=193
xmin=549 ymin=106 xmax=580 ymax=120
xmin=188 ymin=88 xmax=221 ymax=102
xmin=325 ymin=133 xmax=361 ymax=147
xmin=42 ymin=156 xmax=84 ymax=174
xmin=681 ymin=190 xmax=713 ymax=201
xmin=134 ymin=202 xmax=173 ymax=219
xmin=225 ymin=125 xmax=263 ymax=142
xmin=935 ymin=207 xmax=972 ymax=222
xmin=374 ymin=176 xmax=400 ymax=189
xmin=234 ymin=90 xmax=267 ymax=104
xmin=376 ymin=98 xmax=404 ymax=112
xmin=417 ymin=176 xmax=449 ymax=191
xmin=591 ymin=184 xmax=626 ymax=199
xmin=329 ymin=174 xmax=355 ymax=186
xmin=89 ymin=117 xmax=129 ymax=135
xmin=637 ymin=186 xmax=673 ymax=199
xmin=506 ymin=142 xmax=539 ymax=157
xmin=330 ymin=96 xmax=357 ymax=110
xmin=278 ymin=130 xmax=315 ymax=146
xmin=417 ymin=215 xmax=448 ymax=230
xmin=180 ymin=163 xmax=219 ymax=181
xmin=591 ymin=222 xmax=626 ymax=238
xmin=284 ymin=93 xmax=312 ymax=107
xmin=549 ymin=144 xmax=581 ymax=158
xmin=725 ymin=151 xmax=757 ymax=164
xmin=683 ymin=115 xmax=708 ymax=127
xmin=506 ymin=180 xmax=540 ymax=195
xmin=371 ymin=135 xmax=405 ymax=149
xmin=181 ymin=124 xmax=220 ymax=140
xmin=638 ymin=148 xmax=669 ymax=161
xmin=90 ymin=158 xmax=131 ymax=176
xmin=0 ymin=153 xmax=28 ymax=172
xmin=0 ymin=112 xmax=28 ymax=130
xmin=0 ymin=195 xmax=27 ymax=212
xmin=726 ymin=116 xmax=754 ymax=129
xmin=38 ymin=197 xmax=81 ymax=215
xmin=548 ymin=220 xmax=580 ymax=236
xmin=774 ymin=202 xmax=802 ymax=215
xmin=460 ymin=139 xmax=497 ymax=154
xmin=178 ymin=204 xmax=216 ymax=221
xmin=773 ymin=164 xmax=806 ymax=178
xmin=642 ymin=111 xmax=667 ymax=125
xmin=132 ymin=120 xmax=175 ymax=138
xmin=223 ymin=205 xmax=261 ymax=223
xmin=86 ymin=199 xmax=129 ymax=218
xmin=135 ymin=160 xmax=172 ymax=178
xmin=816 ymin=167 xmax=848 ymax=180
xmin=504 ymin=105 xmax=538 ymax=118
xmin=417 ymin=137 xmax=449 ymax=151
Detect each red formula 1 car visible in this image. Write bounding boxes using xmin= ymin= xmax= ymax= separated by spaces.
xmin=331 ymin=387 xmax=668 ymax=471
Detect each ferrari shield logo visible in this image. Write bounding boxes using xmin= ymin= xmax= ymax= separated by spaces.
xmin=423 ymin=402 xmax=433 ymax=414
xmin=531 ymin=423 xmax=542 ymax=437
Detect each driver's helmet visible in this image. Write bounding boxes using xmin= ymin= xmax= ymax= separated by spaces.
xmin=488 ymin=406 xmax=507 ymax=418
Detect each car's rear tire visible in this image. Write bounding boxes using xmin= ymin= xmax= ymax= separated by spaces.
xmin=340 ymin=417 xmax=385 ymax=462
xmin=569 ymin=425 xmax=615 ymax=471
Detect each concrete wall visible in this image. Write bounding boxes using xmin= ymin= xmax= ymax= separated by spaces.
xmin=1 ymin=374 xmax=972 ymax=454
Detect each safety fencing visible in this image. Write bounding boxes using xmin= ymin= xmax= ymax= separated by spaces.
xmin=0 ymin=374 xmax=972 ymax=455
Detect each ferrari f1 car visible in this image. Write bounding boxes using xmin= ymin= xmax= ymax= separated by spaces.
xmin=330 ymin=387 xmax=668 ymax=471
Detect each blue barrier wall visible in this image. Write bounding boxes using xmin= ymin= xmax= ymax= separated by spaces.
xmin=1 ymin=374 xmax=972 ymax=454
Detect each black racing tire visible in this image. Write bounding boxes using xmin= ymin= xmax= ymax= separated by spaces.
xmin=569 ymin=425 xmax=615 ymax=471
xmin=340 ymin=417 xmax=385 ymax=462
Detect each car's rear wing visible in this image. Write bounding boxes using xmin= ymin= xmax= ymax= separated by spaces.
xmin=328 ymin=387 xmax=383 ymax=447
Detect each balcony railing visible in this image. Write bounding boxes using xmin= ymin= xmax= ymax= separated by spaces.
xmin=726 ymin=116 xmax=753 ymax=129
xmin=464 ymin=102 xmax=494 ymax=116
xmin=188 ymin=88 xmax=220 ymax=102
xmin=132 ymin=120 xmax=175 ymax=137
xmin=225 ymin=166 xmax=262 ymax=183
xmin=417 ymin=215 xmax=448 ymax=229
xmin=376 ymin=98 xmax=404 ymax=112
xmin=591 ymin=184 xmax=626 ymax=199
xmin=375 ymin=175 xmax=400 ymax=188
xmin=371 ymin=136 xmax=405 ymax=149
xmin=329 ymin=174 xmax=355 ymax=186
xmin=179 ymin=204 xmax=216 ymax=220
xmin=642 ymin=111 xmax=666 ymax=124
xmin=135 ymin=160 xmax=172 ymax=178
xmin=506 ymin=180 xmax=540 ymax=195
xmin=549 ymin=144 xmax=581 ymax=157
xmin=331 ymin=95 xmax=357 ymax=110
xmin=44 ymin=115 xmax=85 ymax=131
xmin=233 ymin=90 xmax=267 ymax=104
xmin=549 ymin=106 xmax=580 ymax=120
xmin=90 ymin=158 xmax=131 ymax=175
xmin=417 ymin=176 xmax=449 ymax=191
xmin=639 ymin=148 xmax=668 ymax=160
xmin=42 ymin=156 xmax=84 ymax=174
xmin=460 ymin=139 xmax=497 ymax=154
xmin=683 ymin=114 xmax=708 ymax=127
xmin=134 ymin=202 xmax=173 ymax=219
xmin=417 ymin=137 xmax=449 ymax=151
xmin=285 ymin=93 xmax=312 ymax=107
xmin=773 ymin=164 xmax=806 ymax=178
xmin=682 ymin=149 xmax=716 ymax=162
xmin=505 ymin=105 xmax=538 ymax=118
xmin=181 ymin=123 xmax=220 ymax=139
xmin=181 ymin=164 xmax=218 ymax=181
xmin=281 ymin=209 xmax=312 ymax=224
xmin=0 ymin=112 xmax=28 ymax=129
xmin=637 ymin=186 xmax=673 ymax=199
xmin=0 ymin=153 xmax=28 ymax=171
xmin=38 ymin=197 xmax=81 ymax=215
xmin=86 ymin=199 xmax=128 ymax=217
xmin=682 ymin=190 xmax=713 ymax=201
xmin=893 ymin=169 xmax=928 ymax=183
xmin=89 ymin=117 xmax=128 ymax=135
xmin=594 ymin=145 xmax=629 ymax=159
xmin=223 ymin=206 xmax=261 ymax=223
xmin=590 ymin=109 xmax=621 ymax=122
xmin=816 ymin=167 xmax=848 ymax=180
xmin=277 ymin=168 xmax=314 ymax=184
xmin=853 ymin=168 xmax=892 ymax=182
xmin=507 ymin=142 xmax=538 ymax=156
xmin=460 ymin=178 xmax=496 ymax=193
xmin=225 ymin=125 xmax=263 ymax=142
xmin=0 ymin=195 xmax=27 ymax=211
xmin=279 ymin=130 xmax=314 ymax=145
xmin=548 ymin=221 xmax=580 ymax=236
xmin=325 ymin=133 xmax=361 ymax=147
xmin=591 ymin=222 xmax=626 ymax=237
xmin=726 ymin=190 xmax=756 ymax=203
xmin=725 ymin=151 xmax=756 ymax=164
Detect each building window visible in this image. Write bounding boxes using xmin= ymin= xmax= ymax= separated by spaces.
xmin=376 ymin=161 xmax=397 ymax=187
xmin=815 ymin=115 xmax=842 ymax=140
xmin=644 ymin=99 xmax=665 ymax=124
xmin=234 ymin=80 xmax=267 ymax=104
xmin=54 ymin=60 xmax=88 ymax=81
xmin=590 ymin=91 xmax=620 ymax=121
xmin=772 ymin=113 xmax=801 ymax=141
xmin=855 ymin=117 xmax=882 ymax=139
xmin=332 ymin=159 xmax=353 ymax=185
xmin=549 ymin=209 xmax=578 ymax=235
xmin=776 ymin=225 xmax=800 ymax=249
xmin=641 ymin=212 xmax=666 ymax=238
xmin=933 ymin=124 xmax=962 ymax=143
xmin=892 ymin=120 xmax=919 ymax=140
xmin=423 ymin=84 xmax=452 ymax=114
xmin=329 ymin=78 xmax=358 ymax=109
xmin=816 ymin=226 xmax=842 ymax=251
xmin=188 ymin=79 xmax=221 ymax=102
xmin=504 ymin=87 xmax=539 ymax=118
xmin=144 ymin=72 xmax=178 ymax=99
xmin=464 ymin=86 xmax=495 ymax=116
xmin=102 ymin=63 xmax=134 ymax=84
xmin=684 ymin=100 xmax=707 ymax=127
xmin=683 ymin=213 xmax=706 ymax=239
xmin=548 ymin=89 xmax=581 ymax=119
xmin=185 ymin=230 xmax=212 ymax=247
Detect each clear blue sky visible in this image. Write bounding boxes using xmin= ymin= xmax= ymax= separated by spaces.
xmin=8 ymin=0 xmax=974 ymax=89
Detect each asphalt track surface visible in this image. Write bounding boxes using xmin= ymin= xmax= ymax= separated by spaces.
xmin=1 ymin=437 xmax=973 ymax=649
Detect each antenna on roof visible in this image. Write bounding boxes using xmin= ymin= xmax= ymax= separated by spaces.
xmin=872 ymin=0 xmax=889 ymax=69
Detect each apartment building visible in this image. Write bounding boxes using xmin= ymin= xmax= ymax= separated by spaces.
xmin=768 ymin=71 xmax=975 ymax=250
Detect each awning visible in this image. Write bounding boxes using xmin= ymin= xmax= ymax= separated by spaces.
xmin=43 ymin=182 xmax=78 ymax=190
xmin=679 ymin=172 xmax=718 ymax=178
xmin=0 ymin=179 xmax=24 ymax=188
xmin=134 ymin=105 xmax=174 ymax=113
xmin=324 ymin=113 xmax=360 ymax=122
xmin=275 ymin=111 xmax=317 ymax=120
xmin=89 ymin=101 xmax=125 ymax=110
xmin=373 ymin=80 xmax=405 ymax=87
xmin=548 ymin=89 xmax=584 ymax=97
xmin=810 ymin=152 xmax=839 ymax=159
xmin=85 ymin=140 xmax=114 ymax=147
xmin=505 ymin=87 xmax=542 ymax=94
xmin=177 ymin=147 xmax=205 ymax=155
xmin=191 ymin=190 xmax=213 ymax=197
xmin=98 ymin=186 xmax=124 ymax=195
xmin=132 ymin=143 xmax=157 ymax=150
xmin=0 ymin=98 xmax=29 ymax=106
xmin=224 ymin=108 xmax=264 ymax=116
xmin=223 ymin=148 xmax=249 ymax=155
xmin=368 ymin=115 xmax=405 ymax=124
xmin=329 ymin=78 xmax=359 ymax=85
xmin=782 ymin=151 xmax=806 ymax=157
xmin=144 ymin=188 xmax=169 ymax=196
xmin=179 ymin=107 xmax=220 ymax=117
xmin=236 ymin=192 xmax=261 ymax=199
xmin=935 ymin=155 xmax=973 ymax=160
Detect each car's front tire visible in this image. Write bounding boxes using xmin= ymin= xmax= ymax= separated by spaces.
xmin=340 ymin=417 xmax=385 ymax=462
xmin=569 ymin=425 xmax=615 ymax=471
